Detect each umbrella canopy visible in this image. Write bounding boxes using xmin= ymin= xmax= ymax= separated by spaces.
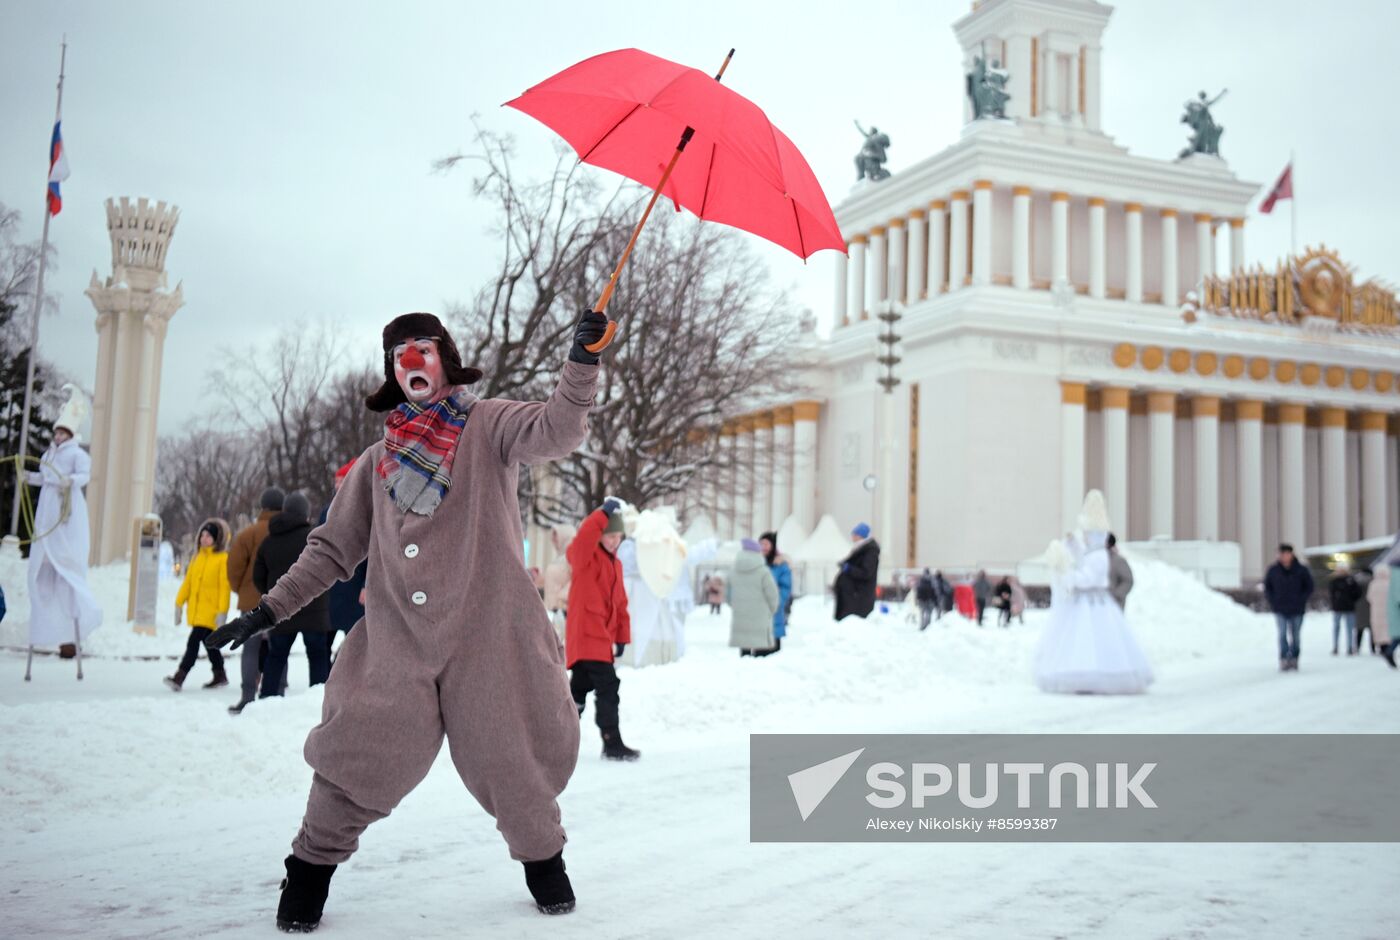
xmin=505 ymin=48 xmax=843 ymax=261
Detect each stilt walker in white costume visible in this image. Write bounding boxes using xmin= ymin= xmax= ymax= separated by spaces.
xmin=1033 ymin=490 xmax=1153 ymax=695
xmin=25 ymin=384 xmax=103 ymax=680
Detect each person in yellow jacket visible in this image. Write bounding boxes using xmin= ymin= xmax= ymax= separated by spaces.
xmin=165 ymin=519 xmax=233 ymax=691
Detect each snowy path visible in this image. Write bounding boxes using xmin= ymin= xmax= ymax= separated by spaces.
xmin=2 ymin=555 xmax=1397 ymax=939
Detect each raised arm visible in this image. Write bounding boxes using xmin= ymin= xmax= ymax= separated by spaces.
xmin=486 ymin=360 xmax=599 ymax=466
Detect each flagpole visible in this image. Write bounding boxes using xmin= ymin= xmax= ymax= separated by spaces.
xmin=9 ymin=38 xmax=67 ymax=538
xmin=1289 ymin=148 xmax=1297 ymax=257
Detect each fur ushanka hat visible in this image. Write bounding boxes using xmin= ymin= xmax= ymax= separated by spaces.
xmin=364 ymin=313 xmax=483 ymax=412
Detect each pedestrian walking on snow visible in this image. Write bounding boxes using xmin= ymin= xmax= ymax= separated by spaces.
xmin=166 ymin=519 xmax=231 ymax=691
xmin=566 ymin=498 xmax=639 ymax=760
xmin=1264 ymin=543 xmax=1314 ymax=672
xmin=254 ymin=491 xmax=333 ymax=697
xmin=1328 ymin=563 xmax=1362 ymax=655
xmin=914 ymin=568 xmax=938 ymax=630
xmin=972 ymin=570 xmax=991 ymax=626
xmin=834 ymin=523 xmax=880 ymax=621
xmin=705 ymin=575 xmax=725 ymax=614
xmin=729 ymin=538 xmax=779 ymax=655
xmin=226 ymin=487 xmax=284 ymax=713
xmin=758 ymin=531 xmax=791 ymax=655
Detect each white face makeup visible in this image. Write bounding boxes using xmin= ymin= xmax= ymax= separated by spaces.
xmin=392 ymin=337 xmax=447 ymax=402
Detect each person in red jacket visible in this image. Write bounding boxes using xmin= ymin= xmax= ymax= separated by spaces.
xmin=566 ymin=498 xmax=639 ymax=761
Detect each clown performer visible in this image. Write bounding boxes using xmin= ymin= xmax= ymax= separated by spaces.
xmin=208 ymin=310 xmax=608 ymax=932
xmin=26 ymin=384 xmax=102 ymax=669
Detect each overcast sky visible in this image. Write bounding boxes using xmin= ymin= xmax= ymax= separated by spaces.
xmin=3 ymin=0 xmax=1398 ymax=434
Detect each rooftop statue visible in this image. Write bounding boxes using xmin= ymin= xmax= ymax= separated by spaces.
xmin=1179 ymin=88 xmax=1226 ymax=159
xmin=853 ymin=121 xmax=891 ymax=182
xmin=966 ymin=53 xmax=1011 ymax=120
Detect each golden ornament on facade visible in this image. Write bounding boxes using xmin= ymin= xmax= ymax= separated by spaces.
xmin=1298 ymin=363 xmax=1320 ymax=386
xmin=1168 ymin=349 xmax=1191 ymax=373
xmin=1112 ymin=343 xmax=1136 ymax=368
xmin=1199 ymin=245 xmax=1399 ymax=329
xmin=1141 ymin=346 xmax=1164 ymax=371
xmin=1376 ymin=372 xmax=1395 ymax=394
xmin=1248 ymin=357 xmax=1270 ymax=381
xmin=1222 ymin=355 xmax=1245 ymax=378
xmin=1275 ymin=361 xmax=1297 ymax=383
xmin=1194 ymin=352 xmax=1218 ymax=375
xmin=1324 ymin=365 xmax=1345 ymax=388
xmin=1349 ymin=369 xmax=1370 ymax=391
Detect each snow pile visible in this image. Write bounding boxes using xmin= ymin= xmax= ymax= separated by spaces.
xmin=1117 ymin=551 xmax=1266 ymax=665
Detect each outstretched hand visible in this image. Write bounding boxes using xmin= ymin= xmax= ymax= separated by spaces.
xmin=205 ymin=603 xmax=275 ymax=651
xmin=568 ymin=310 xmax=610 ymax=365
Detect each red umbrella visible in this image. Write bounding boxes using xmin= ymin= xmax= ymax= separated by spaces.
xmin=505 ymin=47 xmax=844 ymax=351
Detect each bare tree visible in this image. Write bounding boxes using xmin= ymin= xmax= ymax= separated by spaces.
xmin=438 ymin=130 xmax=800 ymax=526
xmin=154 ymin=427 xmax=266 ymax=554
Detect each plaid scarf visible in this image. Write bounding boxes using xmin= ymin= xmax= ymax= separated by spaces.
xmin=377 ymin=389 xmax=473 ymax=515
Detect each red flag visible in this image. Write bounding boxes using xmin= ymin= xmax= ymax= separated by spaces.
xmin=1259 ymin=163 xmax=1292 ymax=214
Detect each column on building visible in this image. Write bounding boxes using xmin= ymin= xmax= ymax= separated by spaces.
xmin=718 ymin=422 xmax=737 ymax=539
xmin=751 ymin=413 xmax=773 ymax=536
xmin=947 ymin=191 xmax=969 ymax=291
xmin=888 ymin=218 xmax=906 ymax=304
xmin=85 ymin=311 xmax=118 ymax=542
xmin=1011 ymin=186 xmax=1031 ymax=289
xmin=833 ymin=241 xmax=849 ymax=327
xmin=1235 ymin=400 xmax=1264 ymax=577
xmin=971 ymin=180 xmax=994 ymax=286
xmin=1229 ymin=218 xmax=1245 ymax=274
xmin=1160 ymin=209 xmax=1179 ymax=306
xmin=1361 ymin=411 xmax=1390 ymax=539
xmin=1124 ymin=202 xmax=1143 ymax=302
xmin=138 ymin=315 xmax=174 ymax=517
xmin=848 ymin=235 xmax=867 ymax=323
xmin=1320 ymin=406 xmax=1348 ymax=545
xmin=1147 ymin=391 xmax=1175 ymax=538
xmin=1278 ymin=404 xmax=1307 ymax=547
xmin=1061 ymin=382 xmax=1087 ymax=533
xmin=733 ymin=417 xmax=755 ymax=539
xmin=1193 ymin=396 xmax=1220 ymax=540
xmin=99 ymin=309 xmax=143 ymax=556
xmin=869 ymin=226 xmax=888 ymax=311
xmin=1088 ymin=197 xmax=1106 ymax=299
xmin=1194 ymin=213 xmax=1214 ymax=289
xmin=927 ymin=200 xmax=947 ymax=297
xmin=905 ymin=209 xmax=926 ymax=301
xmin=791 ymin=401 xmax=820 ymax=534
xmin=1101 ymin=386 xmax=1130 ymax=536
xmin=771 ymin=407 xmax=794 ymax=531
xmin=1050 ymin=191 xmax=1070 ymax=288
xmin=127 ymin=315 xmax=161 ymax=521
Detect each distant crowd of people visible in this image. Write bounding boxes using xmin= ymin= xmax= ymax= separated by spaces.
xmin=1264 ymin=542 xmax=1399 ymax=672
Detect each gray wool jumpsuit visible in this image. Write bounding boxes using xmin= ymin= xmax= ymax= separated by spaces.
xmin=258 ymin=360 xmax=597 ymax=864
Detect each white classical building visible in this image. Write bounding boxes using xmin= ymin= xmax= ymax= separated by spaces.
xmin=692 ymin=0 xmax=1400 ymax=584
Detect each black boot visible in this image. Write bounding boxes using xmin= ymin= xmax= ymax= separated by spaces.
xmin=276 ymin=854 xmax=337 ymax=933
xmin=228 ymin=696 xmax=254 ymax=715
xmin=601 ymin=728 xmax=640 ymax=761
xmin=522 ymin=850 xmax=575 ymax=915
xmin=1382 ymin=643 xmax=1397 ymax=669
xmin=203 ymin=667 xmax=229 ymax=690
xmin=163 ymin=668 xmax=188 ymax=692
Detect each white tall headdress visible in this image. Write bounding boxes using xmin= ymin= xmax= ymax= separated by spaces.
xmin=1077 ymin=488 xmax=1112 ymax=533
xmin=54 ymin=383 xmax=90 ymax=441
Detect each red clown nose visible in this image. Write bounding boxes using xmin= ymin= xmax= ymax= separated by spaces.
xmin=399 ymin=346 xmax=426 ymax=370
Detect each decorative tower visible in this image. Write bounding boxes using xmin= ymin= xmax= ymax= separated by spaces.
xmin=85 ymin=197 xmax=183 ymax=564
xmin=954 ymin=0 xmax=1113 ymax=132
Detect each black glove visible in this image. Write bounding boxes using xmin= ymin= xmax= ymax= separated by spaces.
xmin=602 ymin=497 xmax=622 ymax=517
xmin=613 ymin=642 xmax=626 ymax=658
xmin=205 ymin=602 xmax=275 ymax=651
xmin=568 ymin=310 xmax=610 ymax=365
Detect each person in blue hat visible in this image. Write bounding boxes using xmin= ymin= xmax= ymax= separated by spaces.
xmin=834 ymin=522 xmax=880 ymax=621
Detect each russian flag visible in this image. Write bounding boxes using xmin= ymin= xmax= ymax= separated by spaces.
xmin=47 ymin=112 xmax=70 ymax=216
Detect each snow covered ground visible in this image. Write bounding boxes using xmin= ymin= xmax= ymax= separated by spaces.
xmin=1 ymin=548 xmax=1396 ymax=939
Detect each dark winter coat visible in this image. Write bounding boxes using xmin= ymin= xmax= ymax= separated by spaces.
xmin=933 ymin=574 xmax=953 ymax=609
xmin=564 ymin=509 xmax=631 ymax=667
xmin=972 ymin=575 xmax=991 ymax=603
xmin=994 ymin=580 xmax=1012 ymax=609
xmin=915 ymin=575 xmax=937 ymax=606
xmin=320 ymin=503 xmax=367 ymax=631
xmin=834 ymin=538 xmax=880 ymax=620
xmin=0 ymin=583 xmax=7 ymax=623
xmin=1328 ymin=573 xmax=1361 ymax=613
xmin=254 ymin=513 xmax=332 ymax=636
xmin=1264 ymin=560 xmax=1315 ymax=616
xmin=1109 ymin=550 xmax=1134 ymax=609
